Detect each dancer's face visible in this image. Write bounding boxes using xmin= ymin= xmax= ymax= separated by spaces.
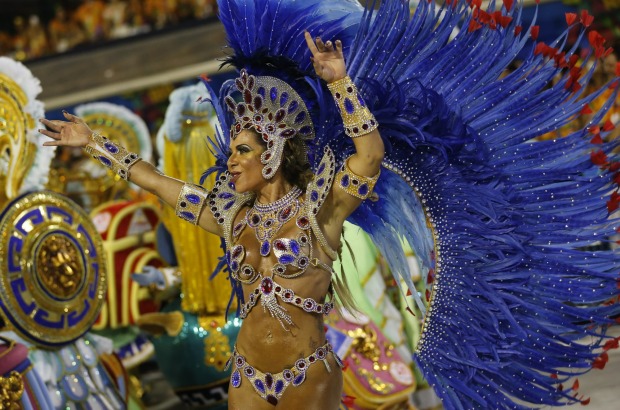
xmin=227 ymin=129 xmax=267 ymax=193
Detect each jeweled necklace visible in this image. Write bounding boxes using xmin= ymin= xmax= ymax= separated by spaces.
xmin=246 ymin=186 xmax=303 ymax=256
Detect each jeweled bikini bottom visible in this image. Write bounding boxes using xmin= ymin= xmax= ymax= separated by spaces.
xmin=225 ymin=341 xmax=343 ymax=405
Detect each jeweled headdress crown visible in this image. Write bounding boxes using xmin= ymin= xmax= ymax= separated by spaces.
xmin=224 ymin=69 xmax=314 ymax=179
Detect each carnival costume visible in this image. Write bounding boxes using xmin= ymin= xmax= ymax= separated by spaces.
xmin=193 ymin=0 xmax=620 ymax=408
xmin=79 ymin=0 xmax=620 ymax=407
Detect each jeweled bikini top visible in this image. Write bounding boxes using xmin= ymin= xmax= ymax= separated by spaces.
xmin=207 ymin=148 xmax=339 ymax=330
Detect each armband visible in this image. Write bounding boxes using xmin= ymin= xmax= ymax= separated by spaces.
xmin=327 ymin=76 xmax=378 ymax=138
xmin=176 ymin=183 xmax=209 ymax=225
xmin=83 ymin=133 xmax=141 ymax=180
xmin=336 ymin=157 xmax=380 ymax=200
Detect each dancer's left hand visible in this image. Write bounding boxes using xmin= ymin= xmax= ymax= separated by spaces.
xmin=305 ymin=31 xmax=347 ymax=83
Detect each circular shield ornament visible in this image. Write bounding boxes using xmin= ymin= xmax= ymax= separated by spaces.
xmin=0 ymin=191 xmax=106 ymax=348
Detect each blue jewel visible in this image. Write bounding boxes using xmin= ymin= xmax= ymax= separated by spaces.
xmin=254 ymin=379 xmax=265 ymax=394
xmin=279 ymin=254 xmax=295 ymax=265
xmin=232 ymin=370 xmax=241 ymax=388
xmin=317 ymin=163 xmax=325 ymax=175
xmin=224 ymin=200 xmax=235 ymax=210
xmin=317 ymin=178 xmax=325 ymax=187
xmin=219 ymin=192 xmax=234 ymax=199
xmin=341 ymin=174 xmax=350 ymax=187
xmin=275 ymin=380 xmax=285 ymax=394
xmin=280 ymin=92 xmax=289 ymax=106
xmin=358 ymin=183 xmax=369 ymax=196
xmin=261 ymin=240 xmax=270 ymax=256
xmin=344 ymin=98 xmax=355 ymax=114
xmin=292 ymin=372 xmax=306 ymax=387
xmin=104 ymin=142 xmax=119 ymax=154
xmin=299 ymin=126 xmax=312 ymax=135
xmin=310 ymin=190 xmax=319 ymax=202
xmin=180 ymin=211 xmax=195 ymax=221
xmin=185 ymin=194 xmax=200 ymax=204
xmin=357 ymin=93 xmax=366 ymax=107
xmin=257 ymin=87 xmax=265 ymax=97
xmin=289 ymin=240 xmax=300 ymax=255
xmin=288 ymin=100 xmax=298 ymax=113
xmin=294 ymin=111 xmax=306 ymax=123
xmin=270 ymin=87 xmax=278 ymax=102
xmin=98 ymin=156 xmax=112 ymax=167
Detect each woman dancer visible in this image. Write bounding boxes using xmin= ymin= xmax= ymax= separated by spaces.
xmin=41 ymin=31 xmax=382 ymax=409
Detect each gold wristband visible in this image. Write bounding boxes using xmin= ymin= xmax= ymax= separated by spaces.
xmin=327 ymin=76 xmax=378 ymax=138
xmin=176 ymin=183 xmax=209 ymax=225
xmin=336 ymin=156 xmax=380 ymax=200
xmin=83 ymin=133 xmax=141 ymax=180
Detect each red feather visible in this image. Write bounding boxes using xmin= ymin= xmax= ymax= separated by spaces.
xmin=581 ymin=10 xmax=594 ymax=27
xmin=514 ymin=26 xmax=523 ymax=36
xmin=603 ymin=120 xmax=615 ymax=132
xmin=590 ymin=134 xmax=603 ymax=144
xmin=503 ymin=0 xmax=513 ymax=12
xmin=566 ymin=12 xmax=577 ymax=26
xmin=530 ymin=25 xmax=540 ymax=40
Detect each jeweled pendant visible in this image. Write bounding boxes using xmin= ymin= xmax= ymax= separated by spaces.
xmin=232 ymin=370 xmax=241 ymax=388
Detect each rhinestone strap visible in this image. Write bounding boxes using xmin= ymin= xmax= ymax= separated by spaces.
xmin=226 ymin=342 xmax=341 ymax=406
xmin=336 ymin=156 xmax=380 ymax=200
xmin=83 ymin=133 xmax=141 ymax=180
xmin=239 ymin=276 xmax=334 ymax=319
xmin=327 ymin=76 xmax=378 ymax=138
xmin=176 ymin=183 xmax=209 ymax=225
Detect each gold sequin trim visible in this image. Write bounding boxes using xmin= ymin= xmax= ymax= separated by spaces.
xmin=84 ymin=133 xmax=141 ymax=180
xmin=336 ymin=156 xmax=380 ymax=200
xmin=327 ymin=76 xmax=378 ymax=138
xmin=176 ymin=183 xmax=209 ymax=225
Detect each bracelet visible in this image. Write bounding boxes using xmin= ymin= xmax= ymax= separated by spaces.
xmin=176 ymin=183 xmax=209 ymax=225
xmin=83 ymin=133 xmax=141 ymax=180
xmin=336 ymin=156 xmax=380 ymax=200
xmin=327 ymin=76 xmax=378 ymax=138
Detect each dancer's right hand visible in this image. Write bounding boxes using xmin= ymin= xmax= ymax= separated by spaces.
xmin=40 ymin=111 xmax=93 ymax=147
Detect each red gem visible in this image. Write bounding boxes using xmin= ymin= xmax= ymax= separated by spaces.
xmin=275 ymin=240 xmax=287 ymax=251
xmin=261 ymin=278 xmax=273 ymax=294
xmin=295 ymin=297 xmax=302 ymax=304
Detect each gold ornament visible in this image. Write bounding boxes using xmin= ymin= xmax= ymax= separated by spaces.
xmin=0 ymin=191 xmax=106 ymax=347
xmin=0 ymin=72 xmax=37 ymax=203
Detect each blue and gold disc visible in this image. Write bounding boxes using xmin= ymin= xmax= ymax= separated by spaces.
xmin=0 ymin=191 xmax=106 ymax=348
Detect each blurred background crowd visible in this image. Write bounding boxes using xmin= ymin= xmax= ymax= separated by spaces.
xmin=0 ymin=0 xmax=217 ymax=61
